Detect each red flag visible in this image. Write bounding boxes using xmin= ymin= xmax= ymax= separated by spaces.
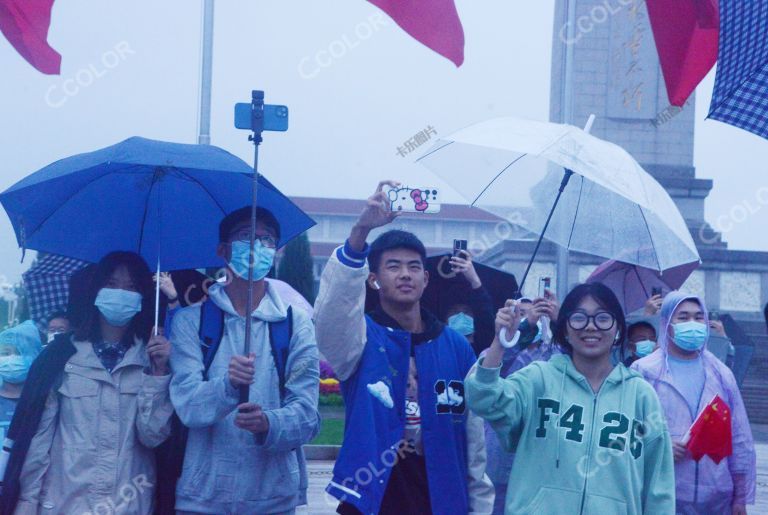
xmin=0 ymin=0 xmax=61 ymax=74
xmin=686 ymin=395 xmax=733 ymax=464
xmin=646 ymin=0 xmax=719 ymax=106
xmin=368 ymin=0 xmax=464 ymax=67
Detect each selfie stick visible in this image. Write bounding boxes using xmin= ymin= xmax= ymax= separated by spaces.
xmin=499 ymin=115 xmax=595 ymax=347
xmin=239 ymin=91 xmax=265 ymax=404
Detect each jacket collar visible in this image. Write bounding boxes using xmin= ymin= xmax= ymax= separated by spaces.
xmin=208 ymin=281 xmax=287 ymax=322
xmin=369 ymin=306 xmax=444 ymax=343
xmin=69 ymin=336 xmax=146 ymax=378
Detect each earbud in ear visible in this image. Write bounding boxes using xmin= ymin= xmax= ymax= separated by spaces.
xmin=373 ymin=280 xmax=381 ymax=290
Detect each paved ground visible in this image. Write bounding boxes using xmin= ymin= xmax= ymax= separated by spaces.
xmin=301 ymin=424 xmax=768 ymax=514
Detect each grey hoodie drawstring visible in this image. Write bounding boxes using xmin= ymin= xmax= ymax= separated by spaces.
xmin=555 ymin=366 xmax=567 ymax=469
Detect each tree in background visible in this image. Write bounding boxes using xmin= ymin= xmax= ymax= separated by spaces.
xmin=277 ymin=233 xmax=316 ymax=305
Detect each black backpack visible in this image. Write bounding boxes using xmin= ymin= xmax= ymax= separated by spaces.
xmin=154 ymin=300 xmax=293 ymax=514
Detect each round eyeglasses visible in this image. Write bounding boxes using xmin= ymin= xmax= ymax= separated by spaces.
xmin=567 ymin=312 xmax=616 ymax=331
xmin=231 ymin=231 xmax=277 ymax=249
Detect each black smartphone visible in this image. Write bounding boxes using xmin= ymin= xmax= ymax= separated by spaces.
xmin=651 ymin=287 xmax=662 ymax=297
xmin=453 ymin=239 xmax=468 ymax=257
xmin=709 ymin=311 xmax=719 ymax=321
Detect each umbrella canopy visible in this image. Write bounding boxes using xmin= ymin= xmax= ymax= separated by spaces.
xmin=364 ymin=254 xmax=517 ymax=316
xmin=422 ymin=254 xmax=518 ymax=317
xmin=708 ymin=0 xmax=768 ymax=139
xmin=21 ymin=253 xmax=88 ymax=327
xmin=0 ymin=136 xmax=316 ymax=270
xmin=416 ymin=117 xmax=700 ymax=273
xmin=646 ymin=0 xmax=719 ymax=106
xmin=586 ymin=259 xmax=699 ymax=314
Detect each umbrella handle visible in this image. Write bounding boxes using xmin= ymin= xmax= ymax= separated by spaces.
xmin=154 ymin=259 xmax=160 ymax=337
xmin=583 ymin=114 xmax=596 ymax=134
xmin=498 ymin=327 xmax=520 ymax=349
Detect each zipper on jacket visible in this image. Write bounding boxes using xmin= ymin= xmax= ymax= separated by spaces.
xmin=579 ymin=395 xmax=599 ymax=514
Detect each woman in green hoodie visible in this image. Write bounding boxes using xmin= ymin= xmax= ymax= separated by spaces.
xmin=466 ymin=283 xmax=675 ymax=515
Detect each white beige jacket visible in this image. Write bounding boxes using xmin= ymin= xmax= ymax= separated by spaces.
xmin=15 ymin=338 xmax=172 ymax=515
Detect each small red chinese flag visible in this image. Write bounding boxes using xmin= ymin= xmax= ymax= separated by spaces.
xmin=0 ymin=0 xmax=61 ymax=74
xmin=686 ymin=394 xmax=733 ymax=464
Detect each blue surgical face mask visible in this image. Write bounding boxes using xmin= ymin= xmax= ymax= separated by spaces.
xmin=0 ymin=355 xmax=30 ymax=384
xmin=672 ymin=321 xmax=707 ymax=352
xmin=448 ymin=312 xmax=474 ymax=336
xmin=95 ymin=288 xmax=143 ymax=327
xmin=634 ymin=339 xmax=656 ymax=357
xmin=229 ymin=240 xmax=276 ymax=281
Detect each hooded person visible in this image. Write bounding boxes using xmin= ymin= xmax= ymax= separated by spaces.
xmin=466 ymin=282 xmax=675 ymax=514
xmin=168 ymin=206 xmax=320 ymax=515
xmin=631 ymin=292 xmax=756 ymax=515
xmin=0 ymin=321 xmax=43 ymax=440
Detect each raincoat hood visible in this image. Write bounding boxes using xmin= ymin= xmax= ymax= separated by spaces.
xmin=658 ymin=291 xmax=710 ymax=354
xmin=0 ymin=320 xmax=43 ymax=363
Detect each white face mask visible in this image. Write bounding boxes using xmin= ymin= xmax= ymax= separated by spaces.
xmin=94 ymin=288 xmax=143 ymax=327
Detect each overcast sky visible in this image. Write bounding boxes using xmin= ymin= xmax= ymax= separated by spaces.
xmin=1 ymin=0 xmax=767 ymax=283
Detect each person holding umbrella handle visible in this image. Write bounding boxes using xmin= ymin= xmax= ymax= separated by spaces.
xmin=6 ymin=252 xmax=173 ymax=515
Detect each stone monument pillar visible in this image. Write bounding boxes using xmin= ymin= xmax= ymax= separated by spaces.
xmin=550 ymin=0 xmax=723 ymax=247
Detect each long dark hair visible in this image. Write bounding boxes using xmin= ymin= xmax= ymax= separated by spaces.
xmin=553 ymin=283 xmax=627 ymax=359
xmin=71 ymin=251 xmax=154 ymax=344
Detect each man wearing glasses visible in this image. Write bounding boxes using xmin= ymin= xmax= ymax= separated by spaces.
xmin=169 ymin=207 xmax=320 ymax=515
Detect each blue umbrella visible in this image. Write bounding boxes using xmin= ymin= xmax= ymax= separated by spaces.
xmin=0 ymin=136 xmax=316 ymax=328
xmin=708 ymin=0 xmax=768 ymax=139
xmin=0 ymin=136 xmax=315 ymax=268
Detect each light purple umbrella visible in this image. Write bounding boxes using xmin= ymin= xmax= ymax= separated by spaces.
xmin=586 ymin=259 xmax=699 ymax=314
xmin=265 ymin=278 xmax=313 ymax=317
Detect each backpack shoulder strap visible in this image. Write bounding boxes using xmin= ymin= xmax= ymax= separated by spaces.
xmin=268 ymin=306 xmax=294 ymax=399
xmin=198 ymin=300 xmax=225 ymax=379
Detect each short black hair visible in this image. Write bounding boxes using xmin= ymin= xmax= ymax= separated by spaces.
xmin=628 ymin=321 xmax=656 ymax=339
xmin=219 ymin=206 xmax=281 ymax=244
xmin=47 ymin=311 xmax=68 ymax=323
xmin=553 ymin=282 xmax=627 ymax=358
xmin=368 ymin=230 xmax=427 ymax=272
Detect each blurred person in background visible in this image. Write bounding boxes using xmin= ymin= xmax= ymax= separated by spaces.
xmin=442 ymin=249 xmax=496 ymax=355
xmin=0 ymin=321 xmax=43 ymax=441
xmin=45 ymin=312 xmax=70 ymax=345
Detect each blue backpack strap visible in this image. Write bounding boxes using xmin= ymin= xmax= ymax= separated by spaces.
xmin=198 ymin=299 xmax=225 ymax=379
xmin=268 ymin=306 xmax=293 ymax=400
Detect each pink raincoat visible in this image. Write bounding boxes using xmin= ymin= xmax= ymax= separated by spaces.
xmin=631 ymin=292 xmax=756 ymax=513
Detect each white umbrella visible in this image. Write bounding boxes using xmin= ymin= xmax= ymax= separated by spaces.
xmin=417 ymin=116 xmax=700 ymax=286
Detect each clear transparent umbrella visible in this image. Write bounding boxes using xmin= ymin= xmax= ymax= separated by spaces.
xmin=416 ymin=116 xmax=700 ymax=291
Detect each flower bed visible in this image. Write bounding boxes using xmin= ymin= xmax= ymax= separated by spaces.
xmin=319 ymin=360 xmax=343 ymax=406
